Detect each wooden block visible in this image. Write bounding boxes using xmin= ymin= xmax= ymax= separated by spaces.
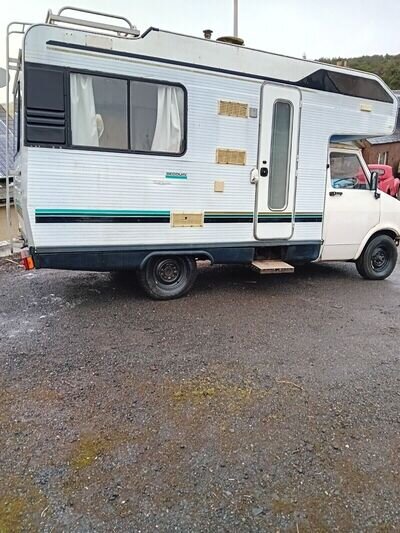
xmin=251 ymin=259 xmax=294 ymax=274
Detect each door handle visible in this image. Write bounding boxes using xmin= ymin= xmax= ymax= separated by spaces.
xmin=260 ymin=167 xmax=269 ymax=177
xmin=250 ymin=168 xmax=259 ymax=184
xmin=329 ymin=191 xmax=343 ymax=196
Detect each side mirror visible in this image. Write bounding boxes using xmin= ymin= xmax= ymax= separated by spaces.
xmin=370 ymin=171 xmax=380 ymax=199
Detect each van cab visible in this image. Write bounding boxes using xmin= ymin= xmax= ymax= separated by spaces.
xmin=321 ymin=145 xmax=400 ymax=279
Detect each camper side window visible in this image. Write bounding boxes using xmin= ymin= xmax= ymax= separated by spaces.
xmin=69 ymin=73 xmax=185 ymax=154
xmin=70 ymin=74 xmax=128 ymax=149
xmin=130 ymin=81 xmax=185 ymax=154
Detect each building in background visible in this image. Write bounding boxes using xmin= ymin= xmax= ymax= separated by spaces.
xmin=0 ymin=104 xmax=19 ymax=244
xmin=362 ymin=91 xmax=400 ymax=177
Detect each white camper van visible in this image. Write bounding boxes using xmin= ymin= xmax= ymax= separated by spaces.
xmin=6 ymin=7 xmax=400 ymax=299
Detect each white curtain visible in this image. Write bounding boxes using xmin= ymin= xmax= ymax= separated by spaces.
xmin=70 ymin=74 xmax=99 ymax=147
xmin=151 ymin=86 xmax=183 ymax=152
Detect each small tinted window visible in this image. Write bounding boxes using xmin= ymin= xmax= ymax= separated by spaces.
xmin=26 ymin=66 xmax=65 ymax=111
xmin=70 ymin=74 xmax=128 ymax=149
xmin=130 ymin=81 xmax=185 ymax=153
xmin=330 ymin=152 xmax=370 ymax=190
xmin=25 ymin=63 xmax=66 ymax=145
xmin=299 ymin=69 xmax=392 ymax=103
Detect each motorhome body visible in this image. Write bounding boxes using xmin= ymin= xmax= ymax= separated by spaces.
xmin=9 ymin=7 xmax=400 ymax=298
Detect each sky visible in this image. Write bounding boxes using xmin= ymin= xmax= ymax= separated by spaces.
xmin=1 ymin=0 xmax=400 ymax=98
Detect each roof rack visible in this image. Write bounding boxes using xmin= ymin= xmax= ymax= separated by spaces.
xmin=45 ymin=6 xmax=140 ymax=38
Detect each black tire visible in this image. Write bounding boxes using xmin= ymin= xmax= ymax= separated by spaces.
xmin=137 ymin=255 xmax=197 ymax=300
xmin=356 ymin=235 xmax=398 ymax=280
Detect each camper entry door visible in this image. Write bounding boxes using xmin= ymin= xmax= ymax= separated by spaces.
xmin=254 ymin=83 xmax=300 ymax=240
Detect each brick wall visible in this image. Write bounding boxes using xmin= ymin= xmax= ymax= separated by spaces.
xmin=362 ymin=142 xmax=400 ymax=177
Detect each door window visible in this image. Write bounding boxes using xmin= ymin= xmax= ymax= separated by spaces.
xmin=330 ymin=152 xmax=370 ymax=190
xmin=268 ymin=101 xmax=293 ymax=210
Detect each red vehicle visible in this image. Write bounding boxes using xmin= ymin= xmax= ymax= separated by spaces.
xmin=369 ymin=164 xmax=400 ymax=199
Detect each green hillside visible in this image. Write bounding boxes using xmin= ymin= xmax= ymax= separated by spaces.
xmin=319 ymin=54 xmax=400 ymax=90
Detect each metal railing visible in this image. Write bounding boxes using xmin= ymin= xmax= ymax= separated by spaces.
xmin=5 ymin=22 xmax=31 ymax=254
xmin=46 ymin=6 xmax=140 ymax=37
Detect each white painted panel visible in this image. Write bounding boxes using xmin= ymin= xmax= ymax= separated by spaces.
xmin=22 ymin=24 xmax=399 ymax=251
xmin=321 ymin=148 xmax=380 ymax=260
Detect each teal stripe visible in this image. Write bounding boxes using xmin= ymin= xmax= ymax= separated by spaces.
xmin=35 ymin=209 xmax=322 ymax=220
xmin=35 ymin=209 xmax=170 ymax=216
xmin=165 ymin=175 xmax=188 ymax=180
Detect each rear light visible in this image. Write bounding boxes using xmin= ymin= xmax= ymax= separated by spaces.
xmin=20 ymin=248 xmax=35 ymax=270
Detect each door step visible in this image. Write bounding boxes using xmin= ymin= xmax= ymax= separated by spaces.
xmin=251 ymin=259 xmax=294 ymax=274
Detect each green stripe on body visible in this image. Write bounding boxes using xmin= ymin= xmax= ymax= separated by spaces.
xmin=35 ymin=209 xmax=170 ymax=216
xmin=35 ymin=209 xmax=322 ymax=221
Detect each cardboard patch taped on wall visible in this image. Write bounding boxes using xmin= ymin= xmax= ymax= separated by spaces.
xmin=216 ymin=148 xmax=247 ymax=166
xmin=218 ymin=100 xmax=249 ymax=118
xmin=171 ymin=212 xmax=204 ymax=227
xmin=214 ymin=180 xmax=225 ymax=192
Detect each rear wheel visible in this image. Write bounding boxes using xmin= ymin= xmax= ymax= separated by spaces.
xmin=137 ymin=255 xmax=197 ymax=300
xmin=356 ymin=235 xmax=398 ymax=280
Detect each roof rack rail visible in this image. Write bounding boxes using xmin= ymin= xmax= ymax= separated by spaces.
xmin=45 ymin=6 xmax=140 ymax=38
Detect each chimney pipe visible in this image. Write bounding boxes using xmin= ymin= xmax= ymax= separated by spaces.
xmin=233 ymin=0 xmax=238 ymax=37
xmin=203 ymin=29 xmax=213 ymax=39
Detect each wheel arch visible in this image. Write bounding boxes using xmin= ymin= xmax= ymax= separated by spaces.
xmin=139 ymin=250 xmax=214 ymax=269
xmin=354 ymin=227 xmax=399 ymax=260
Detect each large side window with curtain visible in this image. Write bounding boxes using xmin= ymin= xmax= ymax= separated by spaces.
xmin=69 ymin=72 xmax=185 ymax=155
xmin=70 ymin=74 xmax=128 ymax=149
xmin=130 ymin=81 xmax=185 ymax=154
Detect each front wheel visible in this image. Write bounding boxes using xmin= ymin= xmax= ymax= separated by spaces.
xmin=137 ymin=255 xmax=197 ymax=300
xmin=356 ymin=235 xmax=398 ymax=280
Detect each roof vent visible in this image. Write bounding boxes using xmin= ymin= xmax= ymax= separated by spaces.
xmin=216 ymin=35 xmax=244 ymax=46
xmin=203 ymin=29 xmax=213 ymax=39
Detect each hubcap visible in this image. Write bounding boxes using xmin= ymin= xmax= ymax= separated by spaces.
xmin=371 ymin=246 xmax=389 ymax=272
xmin=155 ymin=259 xmax=182 ymax=285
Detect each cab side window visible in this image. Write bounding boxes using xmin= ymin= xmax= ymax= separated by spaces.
xmin=330 ymin=152 xmax=370 ymax=190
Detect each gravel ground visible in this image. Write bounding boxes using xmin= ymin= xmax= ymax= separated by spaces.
xmin=0 ymin=256 xmax=399 ymax=532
